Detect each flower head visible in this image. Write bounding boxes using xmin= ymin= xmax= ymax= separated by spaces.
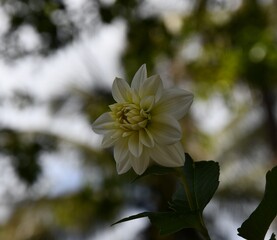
xmin=92 ymin=64 xmax=193 ymax=175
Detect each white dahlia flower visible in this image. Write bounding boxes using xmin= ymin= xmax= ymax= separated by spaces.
xmin=92 ymin=64 xmax=193 ymax=175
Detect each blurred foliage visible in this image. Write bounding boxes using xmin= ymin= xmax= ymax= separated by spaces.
xmin=0 ymin=186 xmax=123 ymax=240
xmin=0 ymin=0 xmax=78 ymax=58
xmin=0 ymin=0 xmax=277 ymax=239
xmin=0 ymin=128 xmax=56 ymax=185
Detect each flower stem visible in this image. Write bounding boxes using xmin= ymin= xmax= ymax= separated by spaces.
xmin=198 ymin=213 xmax=211 ymax=240
xmin=175 ymin=168 xmax=195 ymax=210
xmin=175 ymin=168 xmax=212 ymax=240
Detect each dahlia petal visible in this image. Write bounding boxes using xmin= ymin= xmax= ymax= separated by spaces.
xmin=139 ymin=128 xmax=154 ymax=148
xmin=112 ymin=77 xmax=132 ymax=103
xmin=149 ymin=115 xmax=182 ymax=144
xmin=131 ymin=92 xmax=140 ymax=105
xmin=128 ymin=132 xmax=143 ymax=157
xmin=130 ymin=151 xmax=150 ymax=175
xmin=114 ymin=139 xmax=129 ymax=163
xmin=131 ymin=64 xmax=147 ymax=91
xmin=153 ymin=89 xmax=194 ymax=120
xmin=116 ymin=156 xmax=131 ymax=174
xmin=139 ymin=75 xmax=163 ymax=101
xmin=140 ymin=96 xmax=155 ymax=111
xmin=92 ymin=112 xmax=114 ymax=134
xmin=101 ymin=131 xmax=118 ymax=148
xmin=150 ymin=142 xmax=185 ymax=167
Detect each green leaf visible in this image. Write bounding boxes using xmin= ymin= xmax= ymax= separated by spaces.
xmin=114 ymin=154 xmax=219 ymax=237
xmin=112 ymin=211 xmax=202 ymax=235
xmin=149 ymin=212 xmax=202 ymax=235
xmin=169 ymin=182 xmax=192 ymax=213
xmin=171 ymin=153 xmax=220 ymax=212
xmin=112 ymin=212 xmax=151 ymax=225
xmin=194 ymin=158 xmax=220 ymax=210
xmin=238 ymin=166 xmax=277 ymax=240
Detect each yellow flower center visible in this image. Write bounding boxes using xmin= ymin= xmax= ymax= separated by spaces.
xmin=110 ymin=102 xmax=151 ymax=132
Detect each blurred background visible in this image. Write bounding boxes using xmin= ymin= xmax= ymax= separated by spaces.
xmin=0 ymin=0 xmax=276 ymax=239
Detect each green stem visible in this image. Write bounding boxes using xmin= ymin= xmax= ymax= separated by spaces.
xmin=175 ymin=168 xmax=195 ymax=210
xmin=175 ymin=168 xmax=212 ymax=240
xmin=198 ymin=213 xmax=211 ymax=240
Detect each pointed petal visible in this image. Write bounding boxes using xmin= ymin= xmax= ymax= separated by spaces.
xmin=139 ymin=128 xmax=154 ymax=148
xmin=92 ymin=112 xmax=114 ymax=134
xmin=131 ymin=91 xmax=140 ymax=105
xmin=114 ymin=139 xmax=129 ymax=163
xmin=130 ymin=151 xmax=150 ymax=175
xmin=139 ymin=75 xmax=163 ymax=101
xmin=112 ymin=77 xmax=132 ymax=103
xmin=101 ymin=130 xmax=121 ymax=148
xmin=116 ymin=154 xmax=131 ymax=174
xmin=150 ymin=142 xmax=185 ymax=167
xmin=128 ymin=132 xmax=143 ymax=157
xmin=149 ymin=115 xmax=182 ymax=144
xmin=140 ymin=96 xmax=155 ymax=111
xmin=153 ymin=89 xmax=194 ymax=120
xmin=131 ymin=64 xmax=147 ymax=91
